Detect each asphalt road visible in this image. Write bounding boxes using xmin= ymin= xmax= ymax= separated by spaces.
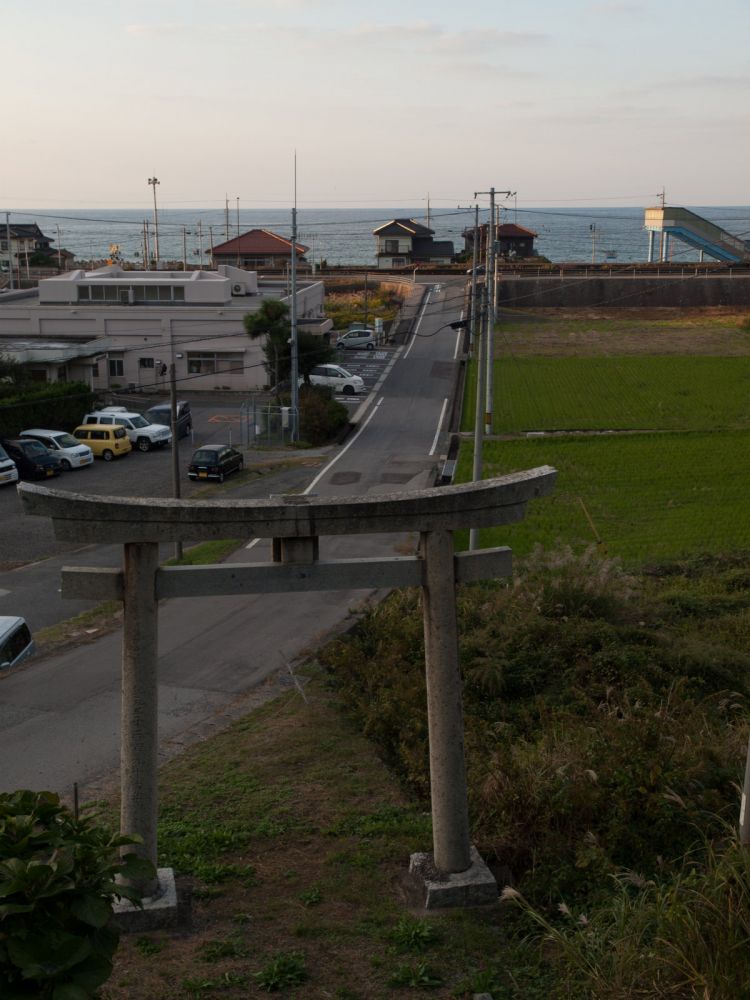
xmin=0 ymin=279 xmax=468 ymax=796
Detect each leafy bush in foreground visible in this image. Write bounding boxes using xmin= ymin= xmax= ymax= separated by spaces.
xmin=0 ymin=790 xmax=153 ymax=998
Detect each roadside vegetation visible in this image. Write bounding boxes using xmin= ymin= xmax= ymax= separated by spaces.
xmin=324 ymin=287 xmax=402 ymax=332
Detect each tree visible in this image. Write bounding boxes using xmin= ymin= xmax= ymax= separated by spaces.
xmin=0 ymin=353 xmax=30 ymax=397
xmin=243 ymin=299 xmax=334 ymax=396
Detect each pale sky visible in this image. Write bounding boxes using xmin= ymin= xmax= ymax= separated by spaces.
xmin=4 ymin=0 xmax=749 ymax=209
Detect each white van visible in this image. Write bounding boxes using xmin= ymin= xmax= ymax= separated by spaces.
xmin=82 ymin=407 xmax=172 ymax=451
xmin=0 ymin=616 xmax=35 ymax=671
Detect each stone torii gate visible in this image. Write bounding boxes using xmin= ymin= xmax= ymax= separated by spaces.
xmin=20 ymin=465 xmax=555 ymax=911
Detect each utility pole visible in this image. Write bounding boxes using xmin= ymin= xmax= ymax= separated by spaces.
xmin=474 ymin=188 xmax=514 ymax=436
xmin=181 ymin=227 xmax=188 ymax=271
xmin=165 ymin=318 xmax=182 ymax=561
xmin=5 ymin=213 xmax=14 ymax=290
xmin=290 ymin=157 xmax=300 ymax=443
xmin=197 ymin=221 xmax=204 ymax=267
xmin=143 ymin=220 xmax=150 ymax=268
xmin=147 ymin=177 xmax=160 ymax=267
xmin=236 ymin=197 xmax=240 ymax=266
xmin=208 ymin=225 xmax=215 ymax=268
xmin=468 ymin=217 xmax=485 ymax=552
xmin=55 ymin=224 xmax=63 ymax=270
xmin=590 ymin=223 xmax=599 ymax=265
xmin=225 ymin=194 xmax=230 ymax=240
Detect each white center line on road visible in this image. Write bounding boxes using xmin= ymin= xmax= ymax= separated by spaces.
xmin=429 ymin=398 xmax=449 ymax=456
xmin=402 ymin=288 xmax=433 ymax=360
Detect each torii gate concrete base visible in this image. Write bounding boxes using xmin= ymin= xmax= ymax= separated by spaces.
xmin=410 ymin=846 xmax=497 ymax=909
xmin=19 ymin=467 xmax=555 ymax=918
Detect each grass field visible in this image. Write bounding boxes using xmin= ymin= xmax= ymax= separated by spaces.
xmin=461 ymin=355 xmax=750 ymax=433
xmin=458 ymin=308 xmax=750 ymax=563
xmin=456 ymin=431 xmax=750 ymax=562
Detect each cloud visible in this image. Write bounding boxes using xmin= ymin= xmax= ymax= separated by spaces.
xmin=124 ymin=23 xmax=190 ymax=37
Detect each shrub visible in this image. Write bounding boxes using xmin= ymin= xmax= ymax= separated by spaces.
xmin=299 ymin=386 xmax=349 ymax=445
xmin=0 ymin=789 xmax=153 ymax=998
xmin=0 ymin=381 xmax=95 ymax=439
xmin=321 ymin=547 xmax=750 ymax=902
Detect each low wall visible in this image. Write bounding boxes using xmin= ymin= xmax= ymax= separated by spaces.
xmin=497 ymin=275 xmax=750 ymax=309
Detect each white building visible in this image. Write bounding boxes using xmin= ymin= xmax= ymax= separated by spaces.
xmin=0 ymin=264 xmax=330 ymax=392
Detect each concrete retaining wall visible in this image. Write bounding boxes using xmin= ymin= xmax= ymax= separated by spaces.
xmin=497 ymin=276 xmax=750 ymax=309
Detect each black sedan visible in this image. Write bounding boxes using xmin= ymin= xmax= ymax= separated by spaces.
xmin=0 ymin=438 xmax=62 ymax=480
xmin=188 ymin=444 xmax=244 ymax=483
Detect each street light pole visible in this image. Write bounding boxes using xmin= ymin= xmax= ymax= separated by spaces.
xmin=147 ymin=177 xmax=160 ymax=268
xmin=290 ymin=158 xmax=300 ymax=443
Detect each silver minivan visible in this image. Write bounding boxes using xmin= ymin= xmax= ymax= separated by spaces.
xmin=0 ymin=616 xmax=35 ymax=671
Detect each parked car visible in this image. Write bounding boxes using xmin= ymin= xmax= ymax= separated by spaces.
xmin=72 ymin=424 xmax=133 ymax=461
xmin=144 ymin=401 xmax=192 ymax=439
xmin=0 ymin=438 xmax=62 ymax=480
xmin=336 ymin=328 xmax=376 ymax=351
xmin=302 ymin=364 xmax=365 ymax=395
xmin=0 ymin=444 xmax=18 ymax=487
xmin=81 ymin=407 xmax=172 ymax=451
xmin=20 ymin=429 xmax=94 ymax=470
xmin=188 ymin=444 xmax=243 ymax=482
xmin=0 ymin=616 xmax=35 ymax=671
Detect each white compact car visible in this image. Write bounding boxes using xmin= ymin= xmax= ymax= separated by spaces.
xmin=302 ymin=364 xmax=365 ymax=396
xmin=0 ymin=443 xmax=18 ymax=486
xmin=81 ymin=407 xmax=172 ymax=451
xmin=20 ymin=429 xmax=94 ymax=470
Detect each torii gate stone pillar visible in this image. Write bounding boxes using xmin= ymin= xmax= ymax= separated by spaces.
xmin=20 ymin=465 xmax=555 ymax=915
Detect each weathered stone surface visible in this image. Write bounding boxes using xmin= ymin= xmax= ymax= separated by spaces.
xmin=409 ymin=847 xmax=498 ymax=909
xmin=18 ymin=467 xmax=556 ymax=543
xmin=112 ymin=868 xmax=182 ymax=932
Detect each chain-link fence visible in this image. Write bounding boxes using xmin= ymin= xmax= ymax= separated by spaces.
xmin=240 ymin=398 xmax=299 ymax=447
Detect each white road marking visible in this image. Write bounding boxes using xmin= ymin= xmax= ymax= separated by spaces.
xmin=403 ymin=289 xmax=432 ymax=360
xmin=429 ymin=398 xmax=449 ymax=456
xmin=304 ymin=397 xmax=384 ymax=495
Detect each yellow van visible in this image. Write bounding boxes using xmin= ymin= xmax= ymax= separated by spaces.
xmin=72 ymin=424 xmax=132 ymax=461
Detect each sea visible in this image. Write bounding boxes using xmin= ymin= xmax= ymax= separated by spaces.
xmin=6 ymin=205 xmax=750 ymax=267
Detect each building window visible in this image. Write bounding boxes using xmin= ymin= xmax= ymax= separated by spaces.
xmin=139 ymin=357 xmax=155 ymax=369
xmin=187 ymin=352 xmax=244 ymax=375
xmin=384 ymin=240 xmax=399 ymax=253
xmin=109 ymin=357 xmax=124 ymax=377
xmin=392 ymin=258 xmax=406 ymax=267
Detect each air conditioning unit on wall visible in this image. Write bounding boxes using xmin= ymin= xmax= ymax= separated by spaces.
xmin=231 ymin=282 xmax=246 ymax=295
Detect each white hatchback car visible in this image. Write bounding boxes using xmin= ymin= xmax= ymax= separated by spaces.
xmin=302 ymin=364 xmax=365 ymax=396
xmin=335 ymin=328 xmax=376 ymax=351
xmin=20 ymin=429 xmax=94 ymax=470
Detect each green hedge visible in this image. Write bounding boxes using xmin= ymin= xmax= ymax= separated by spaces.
xmin=0 ymin=382 xmax=96 ymax=439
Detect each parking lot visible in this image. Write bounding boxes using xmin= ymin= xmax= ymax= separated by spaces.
xmin=0 ymin=345 xmax=396 ymax=567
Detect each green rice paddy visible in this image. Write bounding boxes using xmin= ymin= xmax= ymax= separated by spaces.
xmin=458 ymin=350 xmax=750 ymax=563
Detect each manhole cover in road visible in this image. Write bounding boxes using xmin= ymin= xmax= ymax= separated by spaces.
xmin=329 ymin=471 xmax=362 ymax=485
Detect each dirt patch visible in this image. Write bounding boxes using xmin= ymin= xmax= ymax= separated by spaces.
xmin=497 ymin=306 xmax=750 ymax=356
